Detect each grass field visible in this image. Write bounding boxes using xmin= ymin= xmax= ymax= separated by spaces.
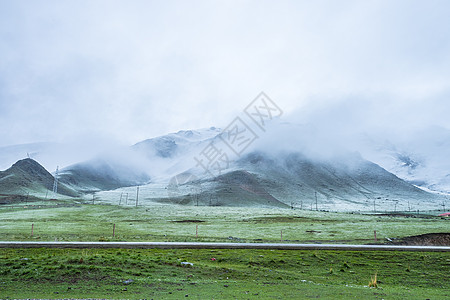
xmin=0 ymin=201 xmax=448 ymax=244
xmin=0 ymin=248 xmax=449 ymax=299
xmin=0 ymin=200 xmax=448 ymax=299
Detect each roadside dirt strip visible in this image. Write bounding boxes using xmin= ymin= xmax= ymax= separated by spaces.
xmin=0 ymin=242 xmax=449 ymax=251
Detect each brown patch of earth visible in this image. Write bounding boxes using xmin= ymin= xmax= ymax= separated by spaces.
xmin=389 ymin=233 xmax=450 ymax=246
xmin=172 ymin=220 xmax=205 ymax=223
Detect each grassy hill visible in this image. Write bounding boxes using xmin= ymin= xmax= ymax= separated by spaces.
xmin=0 ymin=158 xmax=79 ymax=202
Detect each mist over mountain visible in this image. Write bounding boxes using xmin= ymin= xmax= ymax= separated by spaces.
xmin=95 ymin=122 xmax=447 ymax=210
xmin=58 ymin=158 xmax=150 ymax=193
xmin=0 ymin=142 xmax=61 ymax=172
xmin=128 ymin=127 xmax=224 ymax=181
xmin=358 ymin=126 xmax=450 ymax=194
xmin=133 ymin=128 xmax=221 ymax=159
xmin=1 ymin=1 xmax=449 ymax=212
xmin=0 ymin=136 xmax=124 ymax=173
xmin=233 ymin=151 xmax=439 ymax=210
xmin=1 ymin=115 xmax=449 ymax=210
xmin=2 ymin=92 xmax=450 ymax=201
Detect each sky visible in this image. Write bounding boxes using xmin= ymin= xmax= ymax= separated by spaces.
xmin=1 ymin=0 xmax=450 ymax=148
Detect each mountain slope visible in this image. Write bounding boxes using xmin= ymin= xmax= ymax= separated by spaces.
xmin=0 ymin=158 xmax=79 ymax=198
xmin=2 ymin=125 xmax=447 ymax=211
xmin=359 ymin=127 xmax=450 ymax=194
xmin=233 ymin=151 xmax=441 ymax=210
xmin=0 ymin=142 xmax=57 ymax=171
xmin=58 ymin=158 xmax=151 ymax=193
xmin=89 ymin=124 xmax=446 ymax=210
xmin=133 ymin=128 xmax=222 ymax=159
xmin=129 ymin=148 xmax=442 ymax=210
xmin=132 ymin=127 xmax=223 ymax=180
xmin=167 ymin=150 xmax=441 ymax=210
xmin=211 ymin=170 xmax=289 ymax=208
xmin=154 ymin=170 xmax=289 ymax=208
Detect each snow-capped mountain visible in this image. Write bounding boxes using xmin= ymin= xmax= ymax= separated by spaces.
xmin=53 ymin=127 xmax=223 ymax=192
xmin=358 ymin=126 xmax=450 ymax=195
xmin=101 ymin=124 xmax=444 ymax=210
xmin=133 ymin=127 xmax=222 ymax=159
xmin=1 ymin=123 xmax=448 ymax=210
xmin=131 ymin=127 xmax=223 ymax=180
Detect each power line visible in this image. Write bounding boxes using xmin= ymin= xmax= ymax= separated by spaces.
xmin=136 ymin=186 xmax=140 ymax=207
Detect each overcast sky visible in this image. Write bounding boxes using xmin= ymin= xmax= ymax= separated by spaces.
xmin=1 ymin=0 xmax=450 ymax=148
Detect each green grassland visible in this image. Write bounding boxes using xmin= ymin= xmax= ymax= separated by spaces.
xmin=0 ymin=248 xmax=449 ymax=299
xmin=0 ymin=201 xmax=448 ymax=243
xmin=0 ymin=200 xmax=449 ymax=299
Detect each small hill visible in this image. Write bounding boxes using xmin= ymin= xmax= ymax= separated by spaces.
xmin=0 ymin=158 xmax=79 ymax=198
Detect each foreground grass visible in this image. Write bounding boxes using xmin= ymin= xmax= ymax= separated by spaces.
xmin=0 ymin=203 xmax=448 ymax=243
xmin=0 ymin=202 xmax=448 ymax=299
xmin=0 ymin=248 xmax=448 ymax=299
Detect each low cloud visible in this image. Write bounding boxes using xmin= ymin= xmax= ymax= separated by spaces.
xmin=251 ymin=90 xmax=450 ymax=160
xmin=0 ymin=0 xmax=449 ymax=153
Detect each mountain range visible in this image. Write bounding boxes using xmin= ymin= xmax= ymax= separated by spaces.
xmin=0 ymin=124 xmax=448 ymax=211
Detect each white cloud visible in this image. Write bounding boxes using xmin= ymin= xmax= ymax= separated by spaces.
xmin=0 ymin=0 xmax=449 ymax=148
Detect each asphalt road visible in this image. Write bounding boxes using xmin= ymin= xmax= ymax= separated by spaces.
xmin=0 ymin=241 xmax=449 ymax=252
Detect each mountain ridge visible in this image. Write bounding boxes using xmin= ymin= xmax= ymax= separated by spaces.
xmin=0 ymin=158 xmax=79 ymax=199
xmin=1 ymin=125 xmax=448 ymax=210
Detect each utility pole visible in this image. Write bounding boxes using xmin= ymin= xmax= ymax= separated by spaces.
xmin=300 ymin=199 xmax=303 ymax=210
xmin=315 ymin=192 xmax=318 ymax=211
xmin=190 ymin=187 xmax=198 ymax=206
xmin=136 ymin=186 xmax=140 ymax=207
xmin=119 ymin=193 xmax=123 ymax=205
xmin=373 ymin=198 xmax=376 ymax=213
xmin=125 ymin=193 xmax=128 ymax=205
xmin=52 ymin=166 xmax=59 ymax=195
